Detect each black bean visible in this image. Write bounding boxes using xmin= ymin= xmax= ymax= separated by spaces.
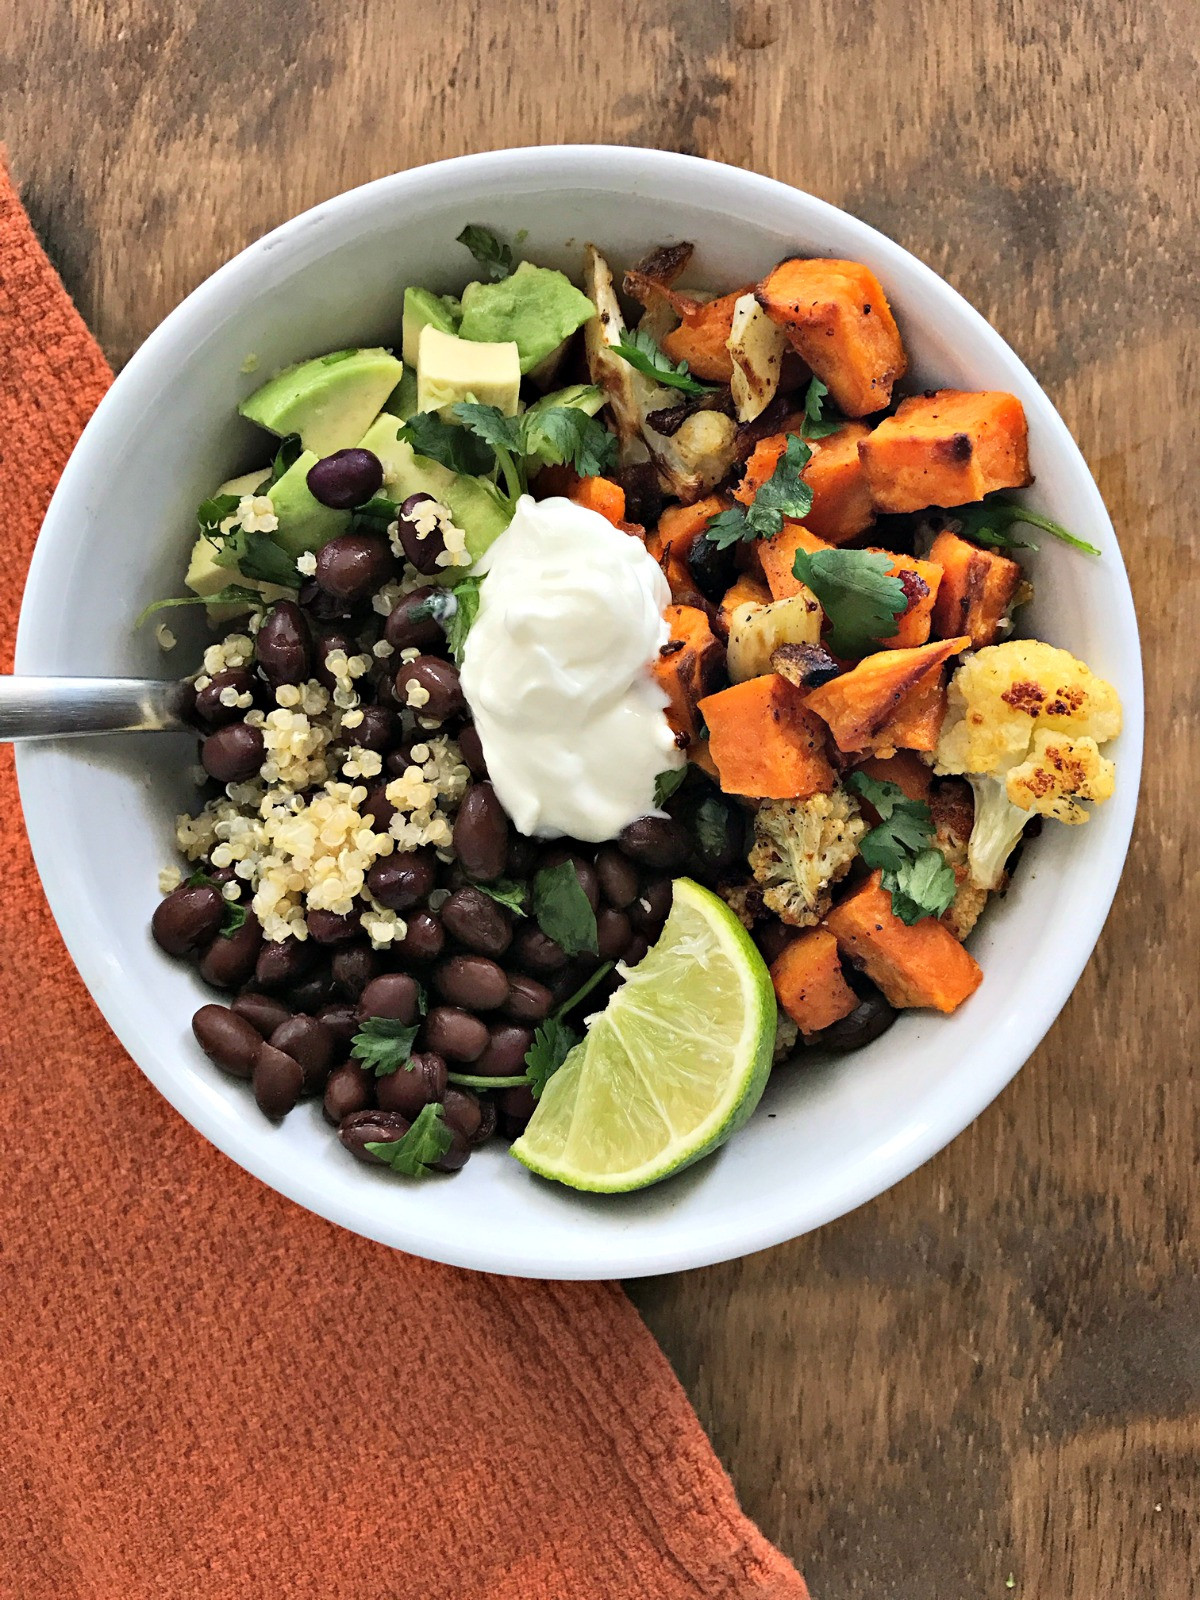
xmin=624 ymin=933 xmax=650 ymax=967
xmin=453 ymin=783 xmax=508 ymax=882
xmin=496 ymin=1083 xmax=537 ymax=1139
xmin=441 ymin=886 xmax=513 ymax=957
xmin=299 ymin=578 xmax=356 ymax=624
xmin=253 ymin=1044 xmax=305 ymax=1118
xmin=511 ymin=926 xmax=568 ymax=976
xmin=596 ymin=907 xmax=632 ymax=961
xmin=269 ymin=1015 xmax=335 ymax=1092
xmin=152 ymin=882 xmax=224 ymax=957
xmin=394 ymin=910 xmax=445 ymax=963
xmin=538 ymin=847 xmax=599 ymax=912
xmin=629 ymin=878 xmax=673 ymax=937
xmin=434 ymin=955 xmax=509 ymax=1011
xmin=505 ymin=833 xmax=537 ymax=878
xmin=385 ymin=747 xmax=415 ymax=777
xmin=314 ymin=530 xmax=394 ymax=603
xmin=358 ymin=972 xmax=421 ymax=1026
xmin=286 ymin=964 xmax=335 ymax=1014
xmin=307 ymin=447 xmax=385 ymax=510
xmin=375 ymin=1051 xmax=447 ymax=1117
xmin=595 ymin=846 xmax=640 ymax=909
xmin=192 ymin=1004 xmax=262 ymax=1078
xmin=813 ymin=991 xmax=898 ymax=1053
xmin=316 ymin=1002 xmax=360 ymax=1055
xmin=434 ymin=1126 xmax=472 ymax=1172
xmin=345 ymin=704 xmax=400 ymax=754
xmin=686 ymin=528 xmax=739 ymax=601
xmin=394 ymin=656 xmax=464 ymax=722
xmin=194 ymin=668 xmax=256 ymax=729
xmin=200 ymin=722 xmax=264 ymax=784
xmin=394 ymin=493 xmax=448 ymax=572
xmin=474 ymin=1022 xmax=534 ymax=1078
xmin=441 ymin=1086 xmax=487 ymax=1143
xmin=323 ymin=1059 xmax=374 ymax=1125
xmin=306 ymin=908 xmax=361 ymax=945
xmin=203 ymin=864 xmax=237 ymax=886
xmin=338 ymin=1108 xmax=411 ymax=1163
xmin=457 ymin=724 xmax=487 ymax=778
xmin=361 ymin=781 xmax=396 ymax=832
xmin=366 ymin=850 xmax=436 ymax=911
xmin=313 ymin=631 xmax=356 ymax=692
xmin=255 ymin=600 xmax=312 ymax=689
xmin=231 ymin=992 xmax=293 ymax=1038
xmin=331 ymin=944 xmax=378 ymax=1001
xmin=198 ymin=912 xmax=263 ymax=988
xmin=254 ymin=935 xmax=318 ymax=991
xmin=618 ymin=815 xmax=691 ymax=871
xmin=384 ymin=586 xmax=444 ymax=653
xmin=503 ymin=973 xmax=555 ymax=1024
xmin=421 ymin=1006 xmax=489 ymax=1063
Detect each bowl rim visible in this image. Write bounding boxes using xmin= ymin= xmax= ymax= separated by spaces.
xmin=14 ymin=145 xmax=1144 ymax=1277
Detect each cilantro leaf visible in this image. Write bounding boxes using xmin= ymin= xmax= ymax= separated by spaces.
xmin=792 ymin=547 xmax=907 ymax=657
xmin=704 ymin=505 xmax=753 ymax=549
xmin=471 ymin=876 xmax=528 ymax=914
xmin=134 ymin=586 xmax=263 ymax=628
xmin=653 ymin=767 xmax=687 ymax=808
xmin=365 ymin=1102 xmax=455 ymax=1176
xmin=693 ymin=794 xmax=731 ymax=862
xmin=266 ymin=433 xmax=303 ymax=486
xmin=214 ymin=527 xmax=300 ymax=589
xmin=800 ymin=376 xmax=842 ymax=440
xmin=396 ymin=411 xmax=496 ymax=477
xmin=457 ymin=224 xmax=515 ymax=282
xmin=887 ymin=848 xmax=958 ymax=925
xmin=450 ymin=402 xmax=524 ymax=457
xmin=847 ymin=772 xmax=957 ymax=924
xmin=197 ymin=493 xmax=241 ymax=535
xmin=524 ymin=405 xmax=618 ymax=478
xmin=611 ymin=327 xmax=717 ymax=397
xmin=950 ymin=495 xmax=1100 ymax=557
xmin=745 ymin=433 xmax=814 ymax=536
xmin=443 ymin=576 xmax=482 ymax=665
xmin=351 ymin=1016 xmax=421 ymax=1078
xmin=532 ymin=862 xmax=599 ymax=956
xmin=219 ymin=901 xmax=247 ymax=937
xmin=523 ymin=1014 xmax=580 ymax=1099
xmin=351 ymin=494 xmax=399 ymax=531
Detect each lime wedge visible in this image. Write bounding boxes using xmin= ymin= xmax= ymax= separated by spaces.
xmin=511 ymin=878 xmax=775 ymax=1192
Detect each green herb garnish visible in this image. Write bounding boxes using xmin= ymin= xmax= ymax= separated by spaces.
xmin=365 ymin=1102 xmax=454 ymax=1175
xmin=653 ymin=767 xmax=687 ymax=808
xmin=456 ymin=224 xmax=515 ymax=282
xmin=266 ymin=433 xmax=303 ymax=486
xmin=847 ymin=772 xmax=958 ymax=925
xmin=471 ymin=877 xmax=528 ymax=914
xmin=704 ymin=434 xmax=815 ymax=548
xmin=396 ymin=412 xmax=495 ymax=477
xmin=351 ymin=1015 xmax=422 ymax=1078
xmin=950 ymin=494 xmax=1100 ymax=557
xmin=791 ymin=546 xmax=907 ymax=657
xmin=799 ymin=376 xmax=842 ymax=440
xmin=443 ymin=576 xmax=482 ymax=665
xmin=134 ymin=586 xmax=264 ymax=628
xmin=611 ymin=327 xmax=717 ymax=397
xmin=532 ymin=861 xmax=599 ymax=957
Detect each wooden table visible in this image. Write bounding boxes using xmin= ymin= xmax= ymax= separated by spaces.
xmin=6 ymin=1 xmax=1193 ymax=1593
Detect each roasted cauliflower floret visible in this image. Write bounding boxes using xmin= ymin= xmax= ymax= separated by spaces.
xmin=934 ymin=639 xmax=1121 ymax=890
xmin=928 ymin=778 xmax=988 ymax=942
xmin=749 ymin=789 xmax=867 ymax=928
xmin=772 ymin=1010 xmax=800 ymax=1064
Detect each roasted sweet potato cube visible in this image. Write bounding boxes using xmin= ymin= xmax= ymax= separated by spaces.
xmin=661 ymin=288 xmax=752 ymax=383
xmin=770 ymin=928 xmax=857 ymax=1035
xmin=758 ymin=523 xmax=831 ymax=602
xmin=804 ymin=636 xmax=969 ymax=753
xmin=647 ymin=495 xmax=727 ymax=605
xmin=859 ymin=390 xmax=1031 ymax=513
xmin=697 ymin=674 xmax=835 ymax=800
xmin=756 ymin=258 xmax=907 ymax=417
xmin=715 ymin=571 xmax=771 ymax=641
xmin=869 ymin=549 xmax=944 ymax=650
xmin=849 ymin=750 xmax=934 ymax=806
xmin=825 ymin=874 xmax=982 ymax=1013
xmin=653 ymin=604 xmax=724 ymax=745
xmin=872 ymin=671 xmax=948 ymax=753
xmin=735 ymin=422 xmax=874 ymax=547
xmin=568 ymin=475 xmax=626 ymax=525
xmin=929 ymin=528 xmax=1023 ymax=646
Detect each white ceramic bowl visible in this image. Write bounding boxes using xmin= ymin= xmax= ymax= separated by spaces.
xmin=15 ymin=147 xmax=1142 ymax=1279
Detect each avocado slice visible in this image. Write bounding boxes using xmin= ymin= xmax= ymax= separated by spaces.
xmin=415 ymin=326 xmax=521 ymax=420
xmin=381 ymin=367 xmax=419 ymax=421
xmin=458 ymin=262 xmax=596 ymax=376
xmin=402 ymin=288 xmax=462 ymax=366
xmin=239 ymin=347 xmax=404 ymax=457
xmin=266 ymin=451 xmax=352 ymax=556
xmin=357 ymin=415 xmax=510 ymax=568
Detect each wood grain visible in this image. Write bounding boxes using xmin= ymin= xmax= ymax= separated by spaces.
xmin=4 ymin=1 xmax=1197 ymax=1593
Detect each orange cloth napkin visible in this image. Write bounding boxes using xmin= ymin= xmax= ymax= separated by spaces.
xmin=0 ymin=160 xmax=809 ymax=1600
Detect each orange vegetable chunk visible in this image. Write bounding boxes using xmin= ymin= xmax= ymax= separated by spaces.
xmin=647 ymin=495 xmax=728 ymax=606
xmin=771 ymin=928 xmax=857 ymax=1035
xmin=653 ymin=604 xmax=724 ymax=746
xmin=756 ymin=258 xmax=907 ymax=417
xmin=859 ymin=389 xmax=1031 ymax=513
xmin=569 ymin=475 xmax=626 ymax=525
xmin=697 ymin=674 xmax=835 ymax=800
xmin=661 ymin=288 xmax=751 ymax=382
xmin=805 ymin=636 xmax=969 ymax=753
xmin=825 ymin=874 xmax=983 ymax=1013
xmin=850 ymin=750 xmax=934 ymax=806
xmin=929 ymin=527 xmax=1023 ymax=647
xmin=869 ymin=550 xmax=944 ymax=650
xmin=873 ymin=671 xmax=948 ymax=752
xmin=759 ymin=524 xmax=831 ymax=602
xmin=735 ymin=423 xmax=874 ymax=548
xmin=715 ymin=570 xmax=770 ymax=641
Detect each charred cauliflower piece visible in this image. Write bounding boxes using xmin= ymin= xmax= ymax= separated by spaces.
xmin=934 ymin=639 xmax=1122 ymax=890
xmin=928 ymin=778 xmax=988 ymax=941
xmin=749 ymin=789 xmax=867 ymax=928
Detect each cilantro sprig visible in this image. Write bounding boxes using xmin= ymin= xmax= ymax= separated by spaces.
xmin=799 ymin=376 xmax=843 ymax=440
xmin=456 ymin=224 xmax=515 ymax=282
xmin=847 ymin=772 xmax=958 ymax=925
xmin=134 ymin=586 xmax=264 ymax=628
xmin=791 ymin=547 xmax=908 ymax=657
xmin=397 ymin=411 xmax=495 ymax=476
xmin=351 ymin=1015 xmax=422 ymax=1078
xmin=365 ymin=1102 xmax=455 ymax=1176
xmin=197 ymin=490 xmax=300 ymax=589
xmin=532 ymin=861 xmax=598 ymax=956
xmin=611 ymin=327 xmax=717 ymax=398
xmin=444 ymin=963 xmax=614 ymax=1097
xmin=471 ymin=877 xmax=528 ymax=914
xmin=705 ymin=434 xmax=815 ymax=549
xmin=950 ymin=494 xmax=1100 ymax=557
xmin=653 ymin=767 xmax=687 ymax=808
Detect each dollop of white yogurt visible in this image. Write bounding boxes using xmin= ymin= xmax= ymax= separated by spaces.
xmin=460 ymin=494 xmax=684 ymax=841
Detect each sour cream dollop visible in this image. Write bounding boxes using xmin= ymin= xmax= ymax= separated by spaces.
xmin=460 ymin=494 xmax=684 ymax=841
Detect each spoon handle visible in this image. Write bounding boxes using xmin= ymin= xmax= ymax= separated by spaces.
xmin=0 ymin=677 xmax=193 ymax=740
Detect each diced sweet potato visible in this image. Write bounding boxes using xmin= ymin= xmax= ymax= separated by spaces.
xmin=825 ymin=874 xmax=983 ymax=1013
xmin=569 ymin=475 xmax=626 ymax=525
xmin=697 ymin=674 xmax=835 ymax=800
xmin=647 ymin=495 xmax=728 ymax=605
xmin=771 ymin=928 xmax=857 ymax=1035
xmin=759 ymin=523 xmax=831 ymax=602
xmin=869 ymin=550 xmax=944 ymax=650
xmin=735 ymin=423 xmax=874 ymax=547
xmin=756 ymin=258 xmax=907 ymax=417
xmin=873 ymin=671 xmax=948 ymax=752
xmin=859 ymin=390 xmax=1031 ymax=513
xmin=805 ymin=636 xmax=969 ymax=753
xmin=716 ymin=571 xmax=771 ymax=641
xmin=929 ymin=527 xmax=1023 ymax=646
xmin=850 ymin=750 xmax=934 ymax=806
xmin=653 ymin=604 xmax=725 ymax=745
xmin=661 ymin=288 xmax=753 ymax=382
xmin=687 ymin=739 xmax=721 ymax=784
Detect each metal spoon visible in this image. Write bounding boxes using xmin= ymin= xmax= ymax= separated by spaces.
xmin=0 ymin=676 xmax=194 ymax=741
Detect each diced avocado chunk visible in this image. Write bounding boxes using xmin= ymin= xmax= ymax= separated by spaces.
xmin=525 ymin=383 xmax=606 ymax=421
xmin=266 ymin=451 xmax=352 ymax=556
xmin=239 ymin=347 xmax=403 ymax=457
xmin=402 ymin=288 xmax=462 ymax=366
xmin=458 ymin=261 xmax=596 ymax=375
xmin=358 ymin=415 xmax=510 ymax=568
xmin=382 ymin=367 xmax=419 ymax=421
xmin=416 ymin=325 xmax=521 ymax=420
